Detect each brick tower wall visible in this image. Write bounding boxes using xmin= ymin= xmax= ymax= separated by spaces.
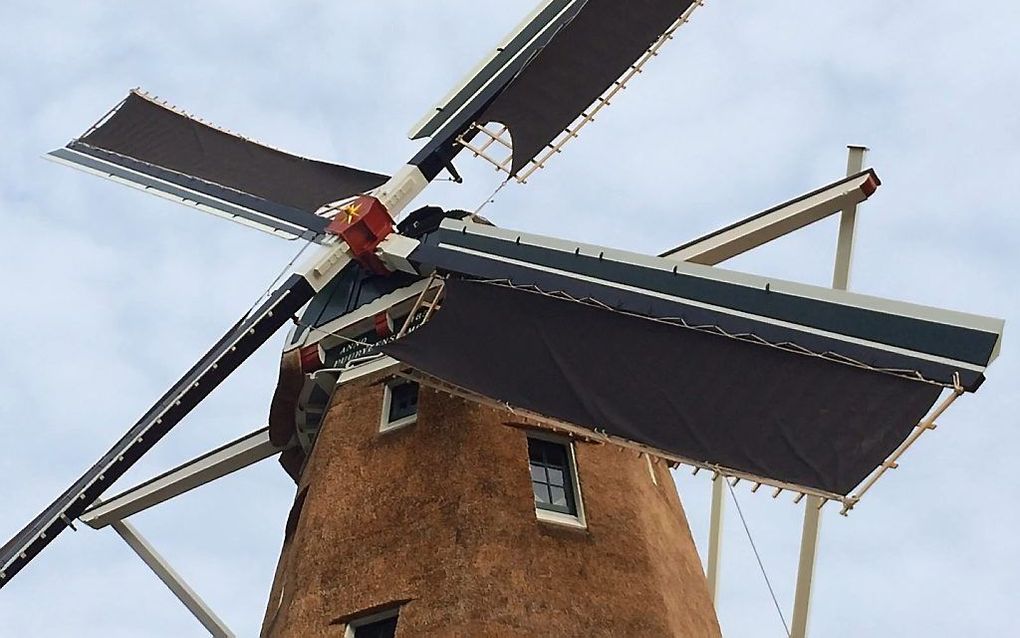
xmin=261 ymin=371 xmax=721 ymax=637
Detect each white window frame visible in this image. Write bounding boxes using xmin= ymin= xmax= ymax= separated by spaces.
xmin=527 ymin=430 xmax=587 ymax=530
xmin=344 ymin=607 xmax=399 ymax=638
xmin=379 ymin=379 xmax=418 ymax=433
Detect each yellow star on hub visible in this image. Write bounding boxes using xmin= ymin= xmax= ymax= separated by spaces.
xmin=341 ymin=202 xmax=362 ymax=223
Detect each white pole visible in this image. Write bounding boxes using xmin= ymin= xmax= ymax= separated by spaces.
xmin=82 ymin=428 xmax=279 ymax=529
xmin=790 ymin=145 xmax=868 ymax=638
xmin=790 ymin=497 xmax=822 ymax=638
xmin=706 ymin=474 xmax=725 ymax=603
xmin=831 ymin=146 xmax=869 ymax=290
xmin=112 ymin=520 xmax=235 ymax=637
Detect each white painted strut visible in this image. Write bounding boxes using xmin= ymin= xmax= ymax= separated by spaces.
xmin=831 ymin=146 xmax=869 ymax=290
xmin=706 ymin=474 xmax=725 ymax=603
xmin=661 ymin=169 xmax=878 ymax=266
xmin=790 ymin=145 xmax=868 ymax=638
xmin=81 ymin=427 xmax=282 ymax=529
xmin=112 ymin=520 xmax=235 ymax=638
xmin=372 ymin=165 xmax=429 ymax=219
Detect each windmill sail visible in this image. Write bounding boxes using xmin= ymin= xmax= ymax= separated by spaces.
xmin=382 ymin=219 xmax=1003 ymax=498
xmin=408 ymin=0 xmax=581 ymax=141
xmin=410 ymin=0 xmax=702 ymax=181
xmin=404 ymin=219 xmax=1002 ymax=390
xmin=48 ymin=91 xmax=389 ymax=240
xmin=384 ymin=278 xmax=946 ymax=497
xmin=0 ymin=273 xmax=317 ymax=588
xmin=475 ymin=0 xmax=700 ymax=176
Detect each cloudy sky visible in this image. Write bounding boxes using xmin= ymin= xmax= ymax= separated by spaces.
xmin=0 ymin=1 xmax=1016 ymax=636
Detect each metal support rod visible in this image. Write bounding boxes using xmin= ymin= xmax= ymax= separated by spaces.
xmin=790 ymin=496 xmax=822 ymax=638
xmin=831 ymin=145 xmax=868 ymax=290
xmin=660 ymin=170 xmax=879 ymax=266
xmin=706 ymin=474 xmax=725 ymax=603
xmin=791 ymin=145 xmax=868 ymax=638
xmin=111 ymin=520 xmax=235 ymax=638
xmin=82 ymin=427 xmax=281 ymax=529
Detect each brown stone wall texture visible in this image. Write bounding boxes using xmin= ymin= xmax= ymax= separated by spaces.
xmin=261 ymin=372 xmax=721 ymax=637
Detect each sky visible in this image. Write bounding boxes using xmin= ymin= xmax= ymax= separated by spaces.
xmin=0 ymin=1 xmax=1017 ymax=636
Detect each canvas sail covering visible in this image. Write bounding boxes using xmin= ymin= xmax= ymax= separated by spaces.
xmin=54 ymin=91 xmax=389 ymax=239
xmin=475 ymin=0 xmax=699 ymax=175
xmin=383 ymin=278 xmax=944 ymax=497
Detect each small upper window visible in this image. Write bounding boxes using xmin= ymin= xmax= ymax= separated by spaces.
xmin=380 ymin=379 xmax=418 ymax=432
xmin=345 ymin=609 xmax=398 ymax=638
xmin=528 ymin=435 xmax=585 ymax=527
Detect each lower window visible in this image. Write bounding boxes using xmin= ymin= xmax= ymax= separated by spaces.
xmin=346 ymin=609 xmax=399 ymax=638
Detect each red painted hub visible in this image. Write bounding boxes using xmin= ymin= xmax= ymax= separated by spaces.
xmin=326 ymin=195 xmax=394 ymax=275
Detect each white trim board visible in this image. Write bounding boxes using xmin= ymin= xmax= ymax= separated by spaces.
xmin=46 ymin=147 xmax=321 ymax=241
xmin=436 ymin=219 xmax=1003 ymax=339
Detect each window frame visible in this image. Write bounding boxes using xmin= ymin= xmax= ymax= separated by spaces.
xmin=379 ymin=378 xmax=419 ymax=433
xmin=343 ymin=607 xmax=399 ymax=638
xmin=527 ymin=431 xmax=587 ymax=529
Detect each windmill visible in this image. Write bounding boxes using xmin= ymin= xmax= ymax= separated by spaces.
xmin=0 ymin=1 xmax=1005 ymax=636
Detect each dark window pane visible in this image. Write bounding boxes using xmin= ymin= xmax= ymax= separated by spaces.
xmin=533 ymin=482 xmax=550 ymax=505
xmin=543 ymin=441 xmax=568 ymax=467
xmin=388 ymin=381 xmax=419 ymax=422
xmin=353 ymin=615 xmax=398 ymax=638
xmin=528 ymin=439 xmax=545 ymax=464
xmin=547 ymin=467 xmax=564 ymax=487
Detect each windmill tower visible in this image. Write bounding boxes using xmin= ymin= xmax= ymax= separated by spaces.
xmin=0 ymin=2 xmax=1005 ymax=637
xmin=259 ymin=373 xmax=720 ymax=636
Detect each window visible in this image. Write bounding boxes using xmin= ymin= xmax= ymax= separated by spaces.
xmin=528 ymin=434 xmax=585 ymax=527
xmin=380 ymin=379 xmax=418 ymax=432
xmin=345 ymin=609 xmax=398 ymax=638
